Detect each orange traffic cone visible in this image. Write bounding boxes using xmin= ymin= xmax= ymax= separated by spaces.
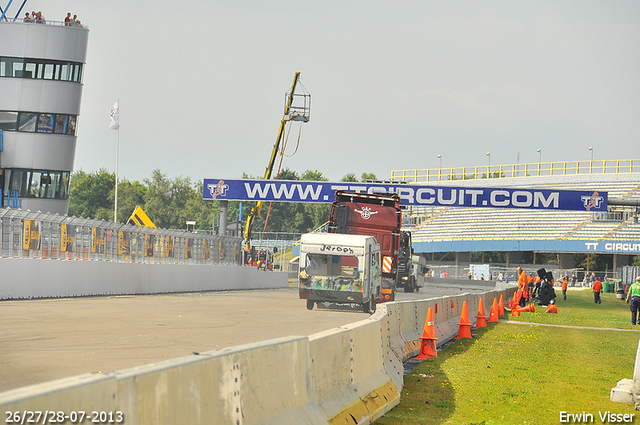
xmin=498 ymin=294 xmax=505 ymax=316
xmin=511 ymin=308 xmax=520 ymax=317
xmin=475 ymin=297 xmax=488 ymax=329
xmin=415 ymin=307 xmax=439 ymax=359
xmin=515 ymin=303 xmax=536 ymax=314
xmin=456 ymin=301 xmax=473 ymax=339
xmin=545 ymin=304 xmax=558 ymax=314
xmin=488 ymin=298 xmax=499 ymax=322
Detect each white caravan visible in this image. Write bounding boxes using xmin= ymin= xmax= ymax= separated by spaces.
xmin=298 ymin=233 xmax=382 ymax=313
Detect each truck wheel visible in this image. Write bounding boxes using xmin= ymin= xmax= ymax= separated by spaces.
xmin=362 ymin=300 xmax=370 ymax=313
xmin=404 ymin=281 xmax=414 ymax=293
xmin=363 ymin=293 xmax=376 ymax=314
xmin=306 ymin=300 xmax=315 ymax=310
xmin=407 ymin=276 xmax=417 ymax=293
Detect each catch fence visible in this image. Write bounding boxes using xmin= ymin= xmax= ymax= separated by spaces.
xmin=0 ymin=209 xmax=242 ymax=265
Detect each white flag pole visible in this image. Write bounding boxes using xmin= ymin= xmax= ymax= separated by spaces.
xmin=114 ymin=98 xmax=120 ymax=222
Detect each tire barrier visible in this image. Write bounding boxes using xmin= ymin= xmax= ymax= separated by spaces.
xmin=0 ymin=287 xmax=514 ymax=424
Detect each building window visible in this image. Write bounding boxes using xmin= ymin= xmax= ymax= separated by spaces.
xmin=0 ymin=111 xmax=78 ymax=135
xmin=4 ymin=169 xmax=70 ymax=199
xmin=0 ymin=56 xmax=83 ymax=83
xmin=18 ymin=112 xmax=37 ymax=132
xmin=37 ymin=114 xmax=54 ymax=133
xmin=0 ymin=111 xmax=18 ymax=131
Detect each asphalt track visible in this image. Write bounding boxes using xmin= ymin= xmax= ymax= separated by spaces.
xmin=0 ymin=284 xmax=485 ymax=393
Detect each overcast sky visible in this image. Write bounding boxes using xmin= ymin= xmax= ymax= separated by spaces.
xmin=16 ymin=1 xmax=640 ymax=183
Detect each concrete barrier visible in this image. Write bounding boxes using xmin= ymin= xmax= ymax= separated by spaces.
xmin=0 ymin=286 xmax=515 ymax=424
xmin=611 ymin=339 xmax=640 ymax=408
xmin=0 ymin=259 xmax=288 ymax=300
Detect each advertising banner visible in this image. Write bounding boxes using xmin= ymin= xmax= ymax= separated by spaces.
xmin=203 ymin=179 xmax=608 ymax=212
xmin=118 ymin=231 xmax=129 ymax=255
xmin=91 ymin=227 xmax=105 ymax=254
xmin=185 ymin=238 xmax=193 ymax=259
xmin=23 ymin=220 xmax=42 ymax=250
xmin=202 ymin=239 xmax=210 ymax=260
xmin=145 ymin=234 xmax=155 ymax=257
xmin=165 ymin=235 xmax=174 ymax=258
xmin=61 ymin=224 xmax=75 ymax=252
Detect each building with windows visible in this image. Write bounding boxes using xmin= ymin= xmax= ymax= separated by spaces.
xmin=0 ymin=16 xmax=88 ymax=214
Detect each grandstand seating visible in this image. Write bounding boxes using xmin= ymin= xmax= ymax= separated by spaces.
xmin=404 ymin=171 xmax=640 ymax=243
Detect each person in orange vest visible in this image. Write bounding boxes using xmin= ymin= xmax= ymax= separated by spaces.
xmin=528 ymin=273 xmax=535 ymax=298
xmin=532 ymin=274 xmax=542 ymax=298
xmin=562 ymin=276 xmax=569 ymax=301
xmin=592 ymin=277 xmax=603 ymax=304
xmin=517 ymin=267 xmax=528 ymax=307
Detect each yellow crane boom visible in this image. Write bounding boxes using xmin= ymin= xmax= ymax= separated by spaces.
xmin=244 ymin=72 xmax=309 ymax=254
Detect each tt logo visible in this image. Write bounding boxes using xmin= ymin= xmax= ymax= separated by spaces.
xmin=581 ymin=192 xmax=604 ymax=211
xmin=353 ymin=206 xmax=378 ymax=220
xmin=208 ymin=180 xmax=229 ymax=198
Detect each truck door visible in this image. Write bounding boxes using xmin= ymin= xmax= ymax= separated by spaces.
xmin=364 ymin=242 xmax=371 ymax=298
xmin=335 ymin=205 xmax=349 ymax=233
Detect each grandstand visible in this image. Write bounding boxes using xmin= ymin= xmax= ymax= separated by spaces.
xmin=393 ymin=160 xmax=640 ymax=270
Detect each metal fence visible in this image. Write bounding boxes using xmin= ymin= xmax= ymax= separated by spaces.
xmin=622 ymin=266 xmax=640 ymax=285
xmin=0 ymin=208 xmax=242 ymax=265
xmin=391 ymin=159 xmax=640 ymax=183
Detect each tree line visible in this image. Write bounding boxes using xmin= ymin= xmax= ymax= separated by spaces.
xmin=69 ymin=169 xmax=638 ymax=268
xmin=68 ymin=168 xmax=377 ymax=233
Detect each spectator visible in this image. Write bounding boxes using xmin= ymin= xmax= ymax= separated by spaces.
xmin=626 ymin=277 xmax=640 ymax=325
xmin=516 ymin=267 xmax=528 ymax=307
xmin=23 ymin=12 xmax=31 ymax=22
xmin=533 ymin=274 xmax=542 ymax=298
xmin=562 ymin=276 xmax=568 ymax=301
xmin=64 ymin=13 xmax=71 ymax=26
xmin=497 ymin=272 xmax=504 ymax=282
xmin=30 ymin=181 xmax=41 ymax=197
xmin=592 ymin=277 xmax=603 ymax=304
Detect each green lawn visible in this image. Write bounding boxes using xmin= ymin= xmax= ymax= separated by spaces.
xmin=376 ymin=289 xmax=640 ymax=424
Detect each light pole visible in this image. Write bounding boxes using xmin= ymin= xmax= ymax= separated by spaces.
xmin=486 ymin=152 xmax=491 ymax=178
xmin=437 ymin=154 xmax=442 ymax=169
xmin=537 ymin=148 xmax=541 ymax=163
xmin=589 ymin=146 xmax=593 ymax=161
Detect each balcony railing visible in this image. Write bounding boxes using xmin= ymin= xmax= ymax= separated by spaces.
xmin=391 ymin=159 xmax=640 ymax=183
xmin=0 ymin=18 xmax=88 ymax=29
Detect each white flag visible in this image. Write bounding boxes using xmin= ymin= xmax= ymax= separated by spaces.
xmin=109 ymin=101 xmax=119 ymax=130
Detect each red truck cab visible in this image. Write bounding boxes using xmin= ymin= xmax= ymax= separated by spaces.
xmin=327 ymin=190 xmax=401 ymax=302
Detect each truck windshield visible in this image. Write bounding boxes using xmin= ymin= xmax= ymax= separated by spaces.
xmin=305 ymin=253 xmax=359 ymax=277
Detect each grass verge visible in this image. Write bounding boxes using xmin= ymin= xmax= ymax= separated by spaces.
xmin=376 ymin=289 xmax=639 ymax=424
